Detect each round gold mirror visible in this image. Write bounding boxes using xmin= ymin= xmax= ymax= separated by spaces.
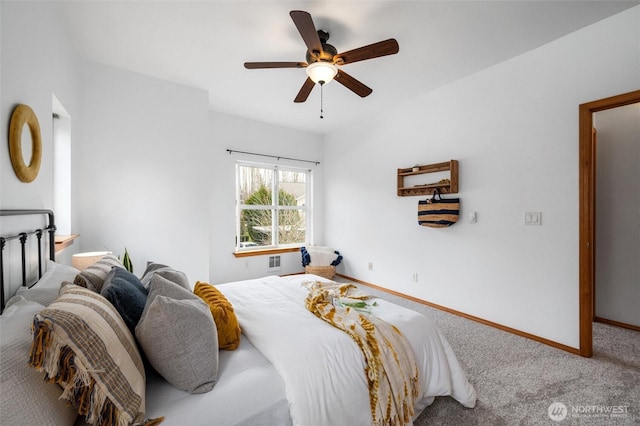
xmin=9 ymin=104 xmax=42 ymax=183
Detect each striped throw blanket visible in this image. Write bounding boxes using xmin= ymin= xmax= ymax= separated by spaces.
xmin=28 ymin=284 xmax=162 ymax=426
xmin=304 ymin=282 xmax=420 ymax=426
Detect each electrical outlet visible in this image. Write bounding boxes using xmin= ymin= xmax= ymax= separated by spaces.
xmin=368 ymin=262 xmax=373 ymax=271
xmin=412 ymin=273 xmax=418 ymax=282
xmin=244 ymin=260 xmax=249 ymax=270
xmin=524 ymin=211 xmax=542 ymax=226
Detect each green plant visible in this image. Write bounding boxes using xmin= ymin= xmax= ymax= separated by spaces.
xmin=121 ymin=248 xmax=133 ymax=273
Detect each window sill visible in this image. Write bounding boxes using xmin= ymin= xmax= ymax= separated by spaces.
xmin=233 ymin=246 xmax=301 ymax=258
xmin=55 ymin=234 xmax=79 ymax=253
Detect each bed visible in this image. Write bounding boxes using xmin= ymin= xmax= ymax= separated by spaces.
xmin=0 ymin=210 xmax=476 ymax=426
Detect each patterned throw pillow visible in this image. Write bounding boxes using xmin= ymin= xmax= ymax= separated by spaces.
xmin=136 ymin=274 xmax=218 ymax=393
xmin=193 ymin=281 xmax=241 ymax=351
xmin=73 ymin=254 xmax=123 ymax=292
xmin=28 ymin=284 xmax=158 ymax=426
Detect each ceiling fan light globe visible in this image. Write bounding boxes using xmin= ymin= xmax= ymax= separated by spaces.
xmin=306 ymin=62 xmax=338 ymax=84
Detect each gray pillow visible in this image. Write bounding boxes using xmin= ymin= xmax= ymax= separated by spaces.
xmin=140 ymin=261 xmax=190 ymax=290
xmin=135 ymin=274 xmax=218 ymax=394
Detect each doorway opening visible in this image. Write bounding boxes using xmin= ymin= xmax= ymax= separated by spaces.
xmin=578 ymin=89 xmax=640 ymax=357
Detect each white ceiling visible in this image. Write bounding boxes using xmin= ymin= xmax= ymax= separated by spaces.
xmin=56 ymin=1 xmax=639 ymax=135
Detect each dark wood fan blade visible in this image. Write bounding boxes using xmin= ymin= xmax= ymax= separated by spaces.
xmin=334 ymin=70 xmax=372 ymax=98
xmin=244 ymin=62 xmax=306 ymax=69
xmin=334 ymin=39 xmax=399 ymax=65
xmin=294 ymin=77 xmax=315 ymax=103
xmin=290 ymin=10 xmax=323 ymax=58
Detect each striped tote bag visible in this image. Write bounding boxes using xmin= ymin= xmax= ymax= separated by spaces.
xmin=418 ymin=189 xmax=460 ymax=228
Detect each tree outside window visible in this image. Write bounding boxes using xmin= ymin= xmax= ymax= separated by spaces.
xmin=236 ymin=163 xmax=309 ymax=249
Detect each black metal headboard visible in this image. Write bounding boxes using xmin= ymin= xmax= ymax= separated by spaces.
xmin=0 ymin=209 xmax=56 ymax=312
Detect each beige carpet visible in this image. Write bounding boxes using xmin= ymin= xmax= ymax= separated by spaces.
xmin=354 ymin=284 xmax=640 ymax=425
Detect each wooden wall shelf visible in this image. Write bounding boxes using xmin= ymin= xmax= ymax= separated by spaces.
xmin=397 ymin=160 xmax=458 ymax=196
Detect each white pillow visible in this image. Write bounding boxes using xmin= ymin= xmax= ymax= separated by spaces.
xmin=0 ymin=298 xmax=78 ymax=425
xmin=3 ymin=295 xmax=37 ymax=314
xmin=11 ymin=260 xmax=80 ymax=306
xmin=34 ymin=260 xmax=80 ymax=289
xmin=305 ymin=246 xmax=339 ymax=266
xmin=15 ymin=286 xmax=60 ymax=307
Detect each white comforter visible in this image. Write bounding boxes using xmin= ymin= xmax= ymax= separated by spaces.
xmin=218 ymin=275 xmax=476 ymax=426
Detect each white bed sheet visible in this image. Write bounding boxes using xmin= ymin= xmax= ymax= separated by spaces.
xmin=219 ymin=274 xmax=476 ymax=425
xmin=145 ymin=335 xmax=291 ymax=426
xmin=144 ymin=274 xmax=476 ymax=426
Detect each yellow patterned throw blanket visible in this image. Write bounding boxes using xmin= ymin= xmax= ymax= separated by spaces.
xmin=304 ymin=282 xmax=420 ymax=426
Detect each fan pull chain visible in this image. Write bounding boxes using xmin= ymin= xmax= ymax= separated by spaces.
xmin=319 ymin=81 xmax=325 ymax=119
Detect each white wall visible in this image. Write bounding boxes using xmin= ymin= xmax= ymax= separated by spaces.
xmin=76 ymin=61 xmax=211 ymax=283
xmin=0 ymin=1 xmax=79 ymax=210
xmin=209 ymin=111 xmax=324 ymax=284
xmin=0 ymin=1 xmax=324 ymax=287
xmin=0 ymin=2 xmax=81 ymax=281
xmin=323 ymin=6 xmax=640 ymax=349
xmin=77 ymin=64 xmax=324 ymax=285
xmin=594 ymin=103 xmax=640 ymax=326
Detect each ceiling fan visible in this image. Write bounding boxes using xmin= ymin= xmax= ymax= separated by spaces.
xmin=244 ymin=10 xmax=399 ymax=104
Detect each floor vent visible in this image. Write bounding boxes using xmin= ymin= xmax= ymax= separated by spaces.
xmin=268 ymin=255 xmax=281 ymax=272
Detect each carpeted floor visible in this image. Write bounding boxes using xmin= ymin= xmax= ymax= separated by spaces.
xmin=355 ymin=283 xmax=640 ymax=425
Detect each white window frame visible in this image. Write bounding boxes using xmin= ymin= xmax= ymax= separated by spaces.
xmin=235 ymin=161 xmax=312 ymax=251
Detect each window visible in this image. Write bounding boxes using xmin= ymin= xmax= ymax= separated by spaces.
xmin=236 ymin=162 xmax=311 ymax=251
xmin=52 ymin=94 xmax=71 ymax=235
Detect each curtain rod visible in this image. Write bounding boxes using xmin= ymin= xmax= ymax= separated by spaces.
xmin=226 ymin=149 xmax=320 ymax=165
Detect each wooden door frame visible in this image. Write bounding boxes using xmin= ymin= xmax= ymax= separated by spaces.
xmin=578 ymin=89 xmax=640 ymax=357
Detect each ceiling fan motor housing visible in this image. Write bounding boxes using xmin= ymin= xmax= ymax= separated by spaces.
xmin=306 ymin=31 xmax=338 ymax=63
